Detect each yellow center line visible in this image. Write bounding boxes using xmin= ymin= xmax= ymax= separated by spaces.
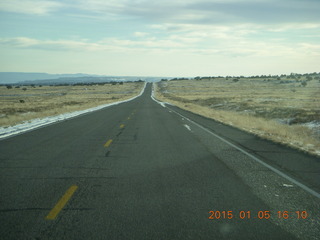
xmin=104 ymin=139 xmax=113 ymax=148
xmin=120 ymin=124 xmax=125 ymax=129
xmin=45 ymin=185 xmax=78 ymax=220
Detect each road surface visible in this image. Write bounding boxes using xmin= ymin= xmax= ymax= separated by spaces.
xmin=0 ymin=83 xmax=319 ymax=239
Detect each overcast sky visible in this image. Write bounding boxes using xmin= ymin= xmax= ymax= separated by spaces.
xmin=0 ymin=0 xmax=319 ymax=77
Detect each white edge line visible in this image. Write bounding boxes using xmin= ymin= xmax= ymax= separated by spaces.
xmin=0 ymin=82 xmax=147 ymax=140
xmin=150 ymin=89 xmax=320 ymax=199
xmin=184 ymin=124 xmax=191 ymax=131
xmin=151 ymin=83 xmax=174 ymax=107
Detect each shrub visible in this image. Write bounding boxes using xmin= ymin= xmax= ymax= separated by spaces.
xmin=301 ymin=81 xmax=307 ymax=87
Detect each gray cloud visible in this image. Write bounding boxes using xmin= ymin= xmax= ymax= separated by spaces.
xmin=0 ymin=0 xmax=63 ymax=15
xmin=78 ymin=0 xmax=320 ymax=26
xmin=187 ymin=0 xmax=320 ymax=24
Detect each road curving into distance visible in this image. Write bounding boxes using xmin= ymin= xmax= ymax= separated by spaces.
xmin=0 ymin=83 xmax=319 ymax=239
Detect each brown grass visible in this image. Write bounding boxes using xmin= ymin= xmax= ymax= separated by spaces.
xmin=0 ymin=82 xmax=144 ymax=127
xmin=155 ymin=78 xmax=320 ymax=156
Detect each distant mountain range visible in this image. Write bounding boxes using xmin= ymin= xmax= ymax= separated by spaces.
xmin=0 ymin=72 xmax=163 ymax=85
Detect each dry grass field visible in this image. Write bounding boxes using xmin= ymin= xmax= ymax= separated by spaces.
xmin=0 ymin=82 xmax=144 ymax=127
xmin=155 ymin=76 xmax=320 ymax=156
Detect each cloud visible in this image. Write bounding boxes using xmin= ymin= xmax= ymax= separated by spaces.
xmin=1 ymin=0 xmax=319 ymax=76
xmin=2 ymin=0 xmax=319 ymax=29
xmin=299 ymin=43 xmax=320 ymax=56
xmin=0 ymin=0 xmax=63 ymax=15
xmin=185 ymin=0 xmax=320 ymax=25
xmin=72 ymin=0 xmax=320 ymax=26
xmin=0 ymin=37 xmax=103 ymax=51
xmin=0 ymin=36 xmax=190 ymax=53
xmin=1 ymin=31 xmax=314 ymax=59
xmin=134 ymin=32 xmax=149 ymax=37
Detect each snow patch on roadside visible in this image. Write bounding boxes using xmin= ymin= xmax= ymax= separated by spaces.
xmin=151 ymin=83 xmax=174 ymax=107
xmin=0 ymin=83 xmax=147 ymax=139
xmin=302 ymin=121 xmax=320 ymax=136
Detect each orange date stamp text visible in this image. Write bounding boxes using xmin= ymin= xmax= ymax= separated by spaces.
xmin=208 ymin=210 xmax=308 ymax=220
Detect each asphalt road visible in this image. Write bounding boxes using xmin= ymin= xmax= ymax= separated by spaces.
xmin=0 ymin=83 xmax=319 ymax=240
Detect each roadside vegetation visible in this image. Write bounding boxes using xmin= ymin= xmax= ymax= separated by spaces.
xmin=155 ymin=73 xmax=320 ymax=156
xmin=0 ymin=81 xmax=144 ymax=127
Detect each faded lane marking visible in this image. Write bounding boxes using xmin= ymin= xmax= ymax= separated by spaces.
xmin=283 ymin=184 xmax=294 ymax=188
xmin=184 ymin=124 xmax=191 ymax=131
xmin=104 ymin=139 xmax=113 ymax=148
xmin=45 ymin=185 xmax=78 ymax=220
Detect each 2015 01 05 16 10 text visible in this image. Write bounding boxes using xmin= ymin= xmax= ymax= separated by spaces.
xmin=208 ymin=210 xmax=309 ymax=220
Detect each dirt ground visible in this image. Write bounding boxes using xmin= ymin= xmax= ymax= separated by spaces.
xmin=155 ymin=76 xmax=320 ymax=156
xmin=0 ymin=82 xmax=144 ymax=127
